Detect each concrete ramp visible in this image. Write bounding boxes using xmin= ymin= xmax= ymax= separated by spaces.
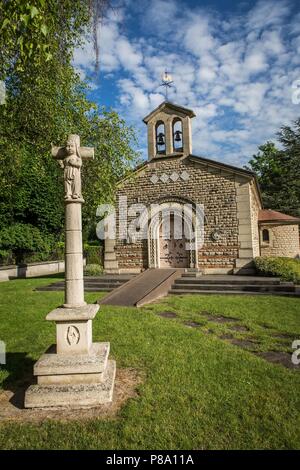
xmin=98 ymin=268 xmax=182 ymax=307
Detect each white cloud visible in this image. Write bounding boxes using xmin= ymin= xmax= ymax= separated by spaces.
xmin=183 ymin=15 xmax=217 ymax=56
xmin=244 ymin=52 xmax=268 ymax=74
xmin=140 ymin=0 xmax=182 ymax=37
xmin=246 ymin=0 xmax=290 ymax=30
xmin=73 ymin=0 xmax=300 ymax=167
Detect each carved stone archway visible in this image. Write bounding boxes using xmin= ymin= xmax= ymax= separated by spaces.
xmin=140 ymin=197 xmax=203 ymax=269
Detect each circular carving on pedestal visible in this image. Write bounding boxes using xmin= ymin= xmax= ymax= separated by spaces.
xmin=66 ymin=325 xmax=80 ymax=345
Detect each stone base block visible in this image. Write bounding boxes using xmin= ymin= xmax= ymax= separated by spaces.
xmin=118 ymin=268 xmax=142 ymax=274
xmin=104 ymin=269 xmax=120 ymax=274
xmin=233 ymin=268 xmax=256 ymax=275
xmin=46 ymin=304 xmax=99 ymax=355
xmin=25 ymin=360 xmax=116 ymax=409
xmin=34 ymin=342 xmax=110 ymax=380
xmin=202 ymin=267 xmax=234 ymax=275
xmin=235 ymin=258 xmax=254 ymax=269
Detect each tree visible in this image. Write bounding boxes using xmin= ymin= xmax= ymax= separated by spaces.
xmin=0 ymin=1 xmax=111 ymax=73
xmin=0 ymin=1 xmax=140 ymax=260
xmin=247 ymin=120 xmax=300 ymax=217
xmin=277 ymin=120 xmax=300 ymax=217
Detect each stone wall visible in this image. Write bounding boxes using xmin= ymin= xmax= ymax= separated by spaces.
xmin=114 ymin=155 xmax=245 ymax=271
xmin=0 ymin=259 xmax=66 ymax=281
xmin=250 ymin=182 xmax=261 ymax=257
xmin=260 ymin=224 xmax=300 ymax=258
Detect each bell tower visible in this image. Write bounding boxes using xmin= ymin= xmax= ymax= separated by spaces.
xmin=143 ymin=101 xmax=196 ymax=161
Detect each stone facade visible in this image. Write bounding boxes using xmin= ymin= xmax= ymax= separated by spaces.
xmin=260 ymin=224 xmax=300 ymax=258
xmin=113 ymin=154 xmax=253 ymax=273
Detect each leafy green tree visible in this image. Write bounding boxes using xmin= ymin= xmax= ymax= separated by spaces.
xmin=0 ymin=1 xmax=111 ymax=73
xmin=0 ymin=223 xmax=56 ymax=263
xmin=247 ymin=121 xmax=300 ymax=218
xmin=277 ymin=120 xmax=300 ymax=217
xmin=246 ymin=142 xmax=284 ymax=210
xmin=0 ymin=1 xmax=140 ymax=260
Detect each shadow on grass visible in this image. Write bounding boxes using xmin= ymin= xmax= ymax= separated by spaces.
xmin=1 ymin=352 xmax=35 ymax=409
xmin=33 ymin=272 xmax=65 ymax=280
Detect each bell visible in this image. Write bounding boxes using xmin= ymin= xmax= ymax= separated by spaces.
xmin=174 ymin=130 xmax=182 ymax=142
xmin=157 ymin=132 xmax=165 ymax=146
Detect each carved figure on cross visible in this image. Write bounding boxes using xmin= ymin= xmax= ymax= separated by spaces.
xmin=52 ymin=134 xmax=94 ymax=201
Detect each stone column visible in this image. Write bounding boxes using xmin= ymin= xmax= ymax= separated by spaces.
xmin=165 ymin=117 xmax=173 ymax=155
xmin=64 ymin=201 xmax=85 ymax=307
xmin=147 ymin=121 xmax=156 ymax=160
xmin=182 ymin=116 xmax=192 ymax=156
xmin=234 ymin=178 xmax=255 ymax=274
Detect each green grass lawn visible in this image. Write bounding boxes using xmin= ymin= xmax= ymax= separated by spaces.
xmin=0 ymin=276 xmax=299 ymax=450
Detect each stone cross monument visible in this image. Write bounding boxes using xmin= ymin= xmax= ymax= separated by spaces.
xmin=52 ymin=134 xmax=92 ymax=308
xmin=25 ymin=134 xmax=116 ymax=408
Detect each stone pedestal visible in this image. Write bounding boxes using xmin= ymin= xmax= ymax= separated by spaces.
xmin=25 ymin=304 xmax=116 ymax=408
xmin=104 ymin=238 xmax=119 ymax=273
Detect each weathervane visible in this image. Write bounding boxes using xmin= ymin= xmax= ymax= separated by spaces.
xmin=160 ymin=71 xmax=174 ymax=100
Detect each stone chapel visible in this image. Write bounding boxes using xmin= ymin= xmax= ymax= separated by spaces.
xmin=104 ymin=101 xmax=300 ymax=274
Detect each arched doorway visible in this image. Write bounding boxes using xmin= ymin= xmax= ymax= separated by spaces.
xmin=145 ymin=198 xmax=202 ymax=269
xmin=159 ymin=213 xmax=189 ymax=268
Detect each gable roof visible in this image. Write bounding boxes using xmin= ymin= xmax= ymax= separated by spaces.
xmin=259 ymin=209 xmax=300 ymax=224
xmin=143 ymin=101 xmax=196 ymax=124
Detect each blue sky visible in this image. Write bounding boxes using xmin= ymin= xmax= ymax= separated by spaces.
xmin=74 ymin=0 xmax=300 ymax=167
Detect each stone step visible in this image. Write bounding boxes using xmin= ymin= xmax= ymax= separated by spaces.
xmin=181 ymin=273 xmax=203 ymax=278
xmin=37 ymin=285 xmax=115 ymax=292
xmin=84 ymin=283 xmax=125 ymax=288
xmin=84 ymin=280 xmax=126 ymax=284
xmin=34 ymin=342 xmax=110 ymax=377
xmin=184 ymin=268 xmax=202 ymax=273
xmin=174 ymin=278 xmax=282 ymax=286
xmin=169 ymin=289 xmax=300 ymax=297
xmin=36 ymin=277 xmax=130 ymax=292
xmin=84 ymin=275 xmax=134 ymax=281
xmin=171 ymin=283 xmax=295 ymax=292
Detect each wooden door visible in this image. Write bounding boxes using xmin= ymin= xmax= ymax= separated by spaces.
xmin=159 ymin=215 xmax=188 ymax=268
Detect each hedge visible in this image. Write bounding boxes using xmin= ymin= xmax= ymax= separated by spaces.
xmin=254 ymin=257 xmax=300 ymax=283
xmin=0 ymin=223 xmax=57 ymax=264
xmin=84 ymin=264 xmax=103 ymax=276
xmin=83 ymin=244 xmax=103 ymax=266
xmin=0 ymin=227 xmax=103 ymax=267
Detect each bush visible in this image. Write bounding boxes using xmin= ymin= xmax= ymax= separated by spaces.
xmin=0 ymin=223 xmax=56 ymax=264
xmin=83 ymin=243 xmax=103 ymax=265
xmin=254 ymin=257 xmax=300 ymax=283
xmin=84 ymin=264 xmax=103 ymax=276
xmin=0 ymin=249 xmax=14 ymax=265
